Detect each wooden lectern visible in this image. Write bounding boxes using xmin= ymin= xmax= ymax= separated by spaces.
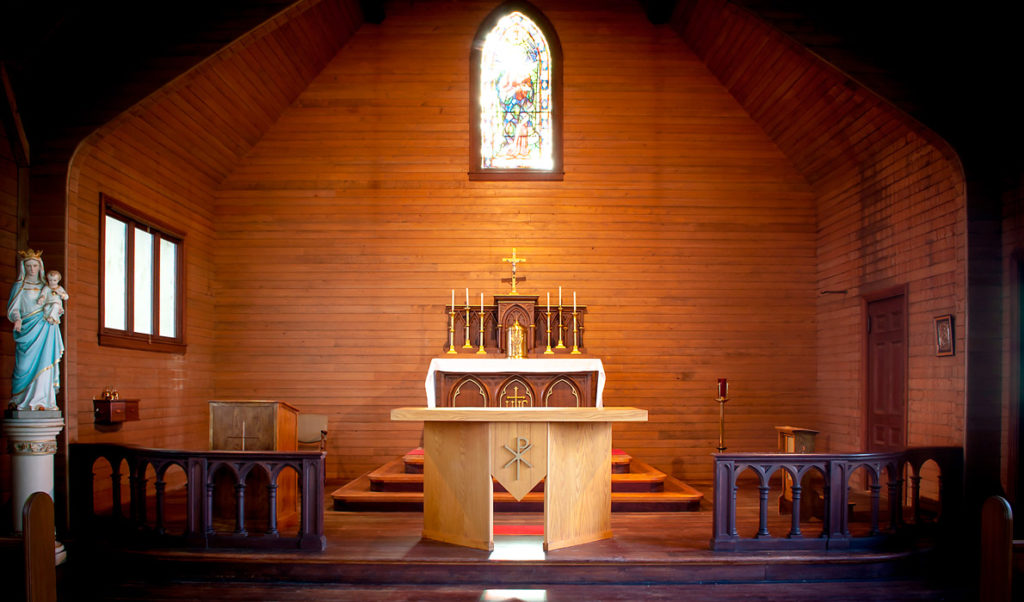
xmin=209 ymin=400 xmax=300 ymax=523
xmin=391 ymin=406 xmax=647 ymax=551
xmin=209 ymin=400 xmax=298 ymax=451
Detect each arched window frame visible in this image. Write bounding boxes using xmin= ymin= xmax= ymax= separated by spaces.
xmin=469 ymin=1 xmax=564 ymax=181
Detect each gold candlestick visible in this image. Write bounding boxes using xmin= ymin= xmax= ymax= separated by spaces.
xmin=477 ymin=310 xmax=487 ymax=354
xmin=544 ymin=311 xmax=554 ymax=354
xmin=555 ymin=306 xmax=566 ymax=349
xmin=447 ymin=309 xmax=458 ymax=354
xmin=463 ymin=306 xmax=473 ymax=348
xmin=571 ymin=310 xmax=581 ymax=354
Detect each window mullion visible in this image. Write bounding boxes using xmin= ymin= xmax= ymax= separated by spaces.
xmin=125 ymin=221 xmax=136 ymax=336
xmin=152 ymin=233 xmax=161 ymax=339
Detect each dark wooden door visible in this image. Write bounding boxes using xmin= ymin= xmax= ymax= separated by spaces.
xmin=866 ymin=294 xmax=907 ymax=451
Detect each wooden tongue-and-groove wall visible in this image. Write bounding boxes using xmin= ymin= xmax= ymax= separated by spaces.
xmin=64 ymin=0 xmax=360 ymax=459
xmin=55 ymin=0 xmax=966 ymax=493
xmin=0 ymin=127 xmax=19 ymax=506
xmin=213 ymin=0 xmax=818 ymax=484
xmin=673 ymin=0 xmax=966 ymax=455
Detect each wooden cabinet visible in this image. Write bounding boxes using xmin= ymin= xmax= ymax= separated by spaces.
xmin=93 ymin=399 xmax=140 ymax=424
xmin=209 ymin=400 xmax=298 ymax=451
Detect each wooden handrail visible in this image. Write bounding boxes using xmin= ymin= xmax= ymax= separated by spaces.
xmin=70 ymin=443 xmax=326 ymax=550
xmin=711 ymin=447 xmax=963 ymax=551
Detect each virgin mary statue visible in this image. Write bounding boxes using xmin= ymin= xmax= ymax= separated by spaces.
xmin=7 ymin=249 xmax=64 ymax=411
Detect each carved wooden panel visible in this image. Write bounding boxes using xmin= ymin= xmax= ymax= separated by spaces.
xmin=450 ymin=377 xmax=488 ymax=407
xmin=436 ymin=371 xmax=596 ymax=408
xmin=496 ymin=295 xmax=537 ymax=354
xmin=544 ymin=377 xmax=583 ymax=408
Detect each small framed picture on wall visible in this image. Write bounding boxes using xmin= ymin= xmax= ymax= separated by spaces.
xmin=934 ymin=314 xmax=954 ymax=356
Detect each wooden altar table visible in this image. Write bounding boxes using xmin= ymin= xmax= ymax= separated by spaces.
xmin=390 ymin=406 xmax=647 ymax=551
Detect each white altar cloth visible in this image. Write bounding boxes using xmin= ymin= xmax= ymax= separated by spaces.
xmin=425 ymin=357 xmax=606 ymax=408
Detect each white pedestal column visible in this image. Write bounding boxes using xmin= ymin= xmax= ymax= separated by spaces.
xmin=3 ymin=411 xmax=64 ymax=533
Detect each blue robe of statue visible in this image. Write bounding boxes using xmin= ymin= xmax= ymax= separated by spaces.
xmin=8 ymin=259 xmax=64 ymax=411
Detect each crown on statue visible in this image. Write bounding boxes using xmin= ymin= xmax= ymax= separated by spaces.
xmin=18 ymin=248 xmax=43 ymax=261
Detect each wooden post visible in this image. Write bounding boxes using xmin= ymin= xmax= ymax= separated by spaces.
xmin=23 ymin=492 xmax=57 ymax=602
xmin=979 ymin=496 xmax=1012 ymax=602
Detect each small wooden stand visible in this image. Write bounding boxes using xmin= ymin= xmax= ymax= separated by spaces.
xmin=93 ymin=398 xmax=140 ymax=424
xmin=775 ymin=426 xmax=820 ymax=516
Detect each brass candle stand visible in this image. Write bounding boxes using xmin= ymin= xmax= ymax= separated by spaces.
xmin=462 ymin=305 xmax=473 ymax=348
xmin=544 ymin=310 xmax=554 ymax=354
xmin=476 ymin=310 xmax=487 ymax=354
xmin=716 ymin=394 xmax=728 ymax=452
xmin=447 ymin=308 xmax=458 ymax=354
xmin=555 ymin=306 xmax=566 ymax=349
xmin=571 ymin=311 xmax=581 ymax=354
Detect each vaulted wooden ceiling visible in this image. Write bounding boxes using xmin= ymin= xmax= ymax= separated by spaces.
xmin=0 ymin=0 xmax=298 ymax=164
xmin=730 ymin=0 xmax=1023 ymax=186
xmin=2 ymin=0 xmax=1020 ymax=181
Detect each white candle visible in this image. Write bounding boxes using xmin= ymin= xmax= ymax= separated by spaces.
xmin=573 ymin=291 xmax=577 ymax=311
xmin=559 ymin=286 xmax=562 ymax=306
xmin=480 ymin=292 xmax=484 ymax=313
xmin=465 ymin=287 xmax=469 ymax=306
xmin=451 ymin=289 xmax=454 ymax=309
xmin=547 ymin=292 xmax=550 ymax=311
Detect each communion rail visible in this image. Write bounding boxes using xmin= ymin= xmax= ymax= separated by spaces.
xmin=711 ymin=446 xmax=963 ymax=551
xmin=70 ymin=443 xmax=326 ymax=550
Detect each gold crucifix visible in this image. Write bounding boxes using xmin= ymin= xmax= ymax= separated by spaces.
xmin=501 ymin=248 xmax=526 ymax=295
xmin=504 ymin=385 xmax=530 ymax=407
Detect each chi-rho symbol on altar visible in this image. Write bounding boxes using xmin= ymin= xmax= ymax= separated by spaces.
xmin=490 ymin=422 xmax=547 ymax=500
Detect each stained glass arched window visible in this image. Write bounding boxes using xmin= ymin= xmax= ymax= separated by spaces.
xmin=470 ymin=2 xmax=563 ymax=180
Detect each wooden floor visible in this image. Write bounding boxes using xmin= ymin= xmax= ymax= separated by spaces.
xmin=65 ymin=481 xmax=972 ymax=600
xmin=87 ymin=579 xmax=966 ymax=601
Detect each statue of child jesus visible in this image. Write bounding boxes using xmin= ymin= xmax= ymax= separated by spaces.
xmin=38 ymin=270 xmax=69 ymax=325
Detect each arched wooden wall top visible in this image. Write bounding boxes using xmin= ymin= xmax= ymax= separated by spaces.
xmin=672 ymin=0 xmax=964 ymax=194
xmin=65 ymin=0 xmax=364 ymax=460
xmin=672 ymin=0 xmax=966 ymax=455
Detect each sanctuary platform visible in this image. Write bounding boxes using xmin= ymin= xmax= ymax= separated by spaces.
xmin=64 ymin=492 xmax=967 ymax=601
xmin=331 ymin=448 xmax=704 ymax=512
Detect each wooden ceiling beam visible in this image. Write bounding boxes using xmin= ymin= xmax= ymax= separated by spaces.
xmin=1 ymin=62 xmax=30 ymax=166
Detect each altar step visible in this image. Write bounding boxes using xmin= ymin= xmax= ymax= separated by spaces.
xmin=398 ymin=447 xmax=635 ymax=475
xmin=331 ymin=449 xmax=704 ymax=512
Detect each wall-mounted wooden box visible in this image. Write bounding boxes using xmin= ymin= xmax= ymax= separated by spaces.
xmin=93 ymin=399 xmax=140 ymax=424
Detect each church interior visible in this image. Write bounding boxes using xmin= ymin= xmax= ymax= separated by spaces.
xmin=1 ymin=0 xmax=1022 ymax=599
